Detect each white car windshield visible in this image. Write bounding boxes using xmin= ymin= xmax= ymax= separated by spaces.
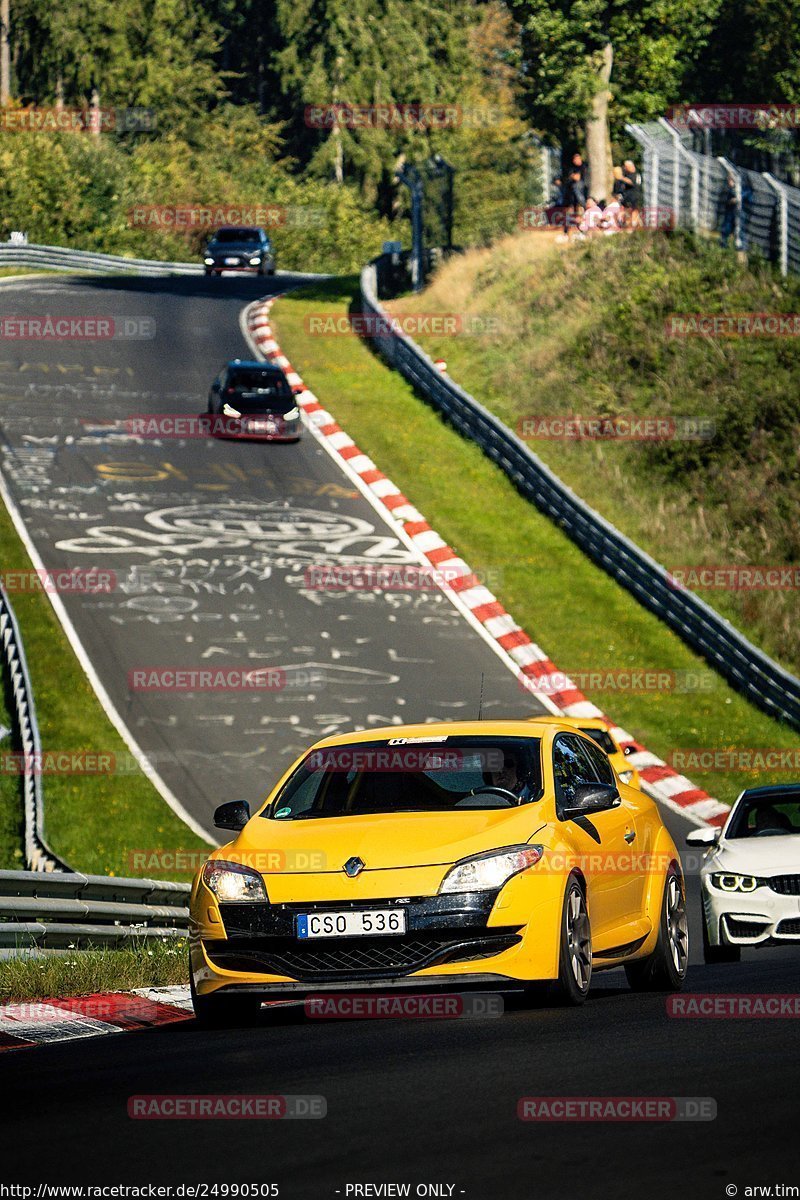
xmin=726 ymin=794 xmax=800 ymax=838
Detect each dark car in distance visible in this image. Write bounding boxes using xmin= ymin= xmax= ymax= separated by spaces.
xmin=203 ymin=227 xmax=275 ymax=276
xmin=208 ymin=360 xmax=301 ymax=442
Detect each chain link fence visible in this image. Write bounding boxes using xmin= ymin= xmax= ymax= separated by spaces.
xmin=627 ymin=118 xmax=800 ymax=275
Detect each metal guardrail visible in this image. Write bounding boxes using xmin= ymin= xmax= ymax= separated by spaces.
xmin=0 ymin=870 xmax=190 ymax=951
xmin=0 ymin=241 xmax=331 ymax=280
xmin=0 ymin=242 xmax=202 ymax=276
xmin=360 ymin=257 xmax=800 ymax=731
xmin=0 ymin=583 xmax=71 ymax=872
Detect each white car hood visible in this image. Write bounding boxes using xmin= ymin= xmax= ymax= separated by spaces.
xmin=714 ymin=835 xmax=800 ymax=875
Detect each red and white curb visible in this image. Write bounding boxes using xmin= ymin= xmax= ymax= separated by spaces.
xmin=244 ymin=296 xmax=729 ymax=829
xmin=0 ymin=986 xmax=193 ymax=1053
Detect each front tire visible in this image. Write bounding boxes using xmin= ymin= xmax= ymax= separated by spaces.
xmin=626 ymin=867 xmax=689 ymax=991
xmin=550 ymin=875 xmax=592 ymax=1005
xmin=702 ymin=914 xmax=741 ymax=964
xmin=190 ymin=971 xmax=262 ymax=1029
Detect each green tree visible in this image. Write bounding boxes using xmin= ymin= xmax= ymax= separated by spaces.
xmin=272 ymin=0 xmax=478 ymax=213
xmin=506 ymin=0 xmax=722 ymax=198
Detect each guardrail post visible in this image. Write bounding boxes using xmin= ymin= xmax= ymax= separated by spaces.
xmin=763 ymin=173 xmax=789 ymax=276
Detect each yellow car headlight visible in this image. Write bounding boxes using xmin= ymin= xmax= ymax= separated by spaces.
xmin=711 ymin=872 xmax=760 ymax=893
xmin=202 ymin=860 xmax=267 ymax=903
xmin=439 ymin=845 xmax=543 ymax=894
xmin=618 ymin=770 xmax=635 ymax=784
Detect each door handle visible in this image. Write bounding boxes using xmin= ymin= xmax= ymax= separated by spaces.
xmin=624 ymin=829 xmax=636 ymax=844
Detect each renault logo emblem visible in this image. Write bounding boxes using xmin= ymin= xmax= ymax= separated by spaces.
xmin=343 ymin=856 xmax=365 ymax=878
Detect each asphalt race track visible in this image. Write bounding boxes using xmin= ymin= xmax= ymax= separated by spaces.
xmin=2 ymin=886 xmax=799 ymax=1197
xmin=1 ymin=275 xmax=798 ymax=1198
xmin=0 ymin=273 xmax=547 ymax=833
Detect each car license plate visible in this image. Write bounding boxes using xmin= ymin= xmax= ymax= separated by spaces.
xmin=224 ymin=257 xmax=239 ymax=265
xmin=249 ymin=419 xmax=273 ymax=432
xmin=296 ymin=909 xmax=407 ymax=939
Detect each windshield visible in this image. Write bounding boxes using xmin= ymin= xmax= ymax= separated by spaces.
xmin=212 ymin=228 xmax=261 ymax=244
xmin=726 ymin=794 xmax=800 ymax=838
xmin=227 ymin=369 xmax=292 ymax=400
xmin=266 ymin=736 xmax=543 ymax=820
xmin=581 ymin=727 xmax=619 ymax=756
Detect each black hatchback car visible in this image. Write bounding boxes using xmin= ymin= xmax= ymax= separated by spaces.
xmin=203 ymin=227 xmax=275 ymax=276
xmin=208 ymin=361 xmax=301 ymax=441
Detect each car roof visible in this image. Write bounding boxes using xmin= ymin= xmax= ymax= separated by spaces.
xmin=309 ymin=719 xmax=573 ymax=751
xmin=528 ymin=714 xmax=608 ymax=731
xmin=225 ymin=359 xmax=283 ymax=372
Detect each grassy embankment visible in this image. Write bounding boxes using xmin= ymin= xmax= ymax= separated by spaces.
xmin=388 ymin=230 xmax=800 ymax=675
xmin=274 ymin=272 xmax=798 ymax=807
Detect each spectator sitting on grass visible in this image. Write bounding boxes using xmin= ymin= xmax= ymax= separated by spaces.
xmin=579 ymin=197 xmax=604 ymax=237
xmin=601 ymin=196 xmax=624 ymax=234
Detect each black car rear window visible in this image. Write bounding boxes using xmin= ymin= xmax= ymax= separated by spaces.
xmin=226 ymin=395 xmax=297 ymax=415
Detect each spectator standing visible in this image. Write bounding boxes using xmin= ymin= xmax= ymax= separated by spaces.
xmin=719 ymin=174 xmax=738 ymax=247
xmin=622 ymin=159 xmax=641 ymax=210
xmin=566 ymin=153 xmax=588 ymax=210
xmin=549 ymin=176 xmax=565 ymax=206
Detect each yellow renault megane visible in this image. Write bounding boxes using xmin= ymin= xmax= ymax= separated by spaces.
xmin=189 ymin=720 xmax=687 ymax=1025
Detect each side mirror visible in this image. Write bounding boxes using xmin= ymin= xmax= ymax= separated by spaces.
xmin=214 ymin=799 xmax=250 ymax=831
xmin=561 ymin=782 xmax=621 ymax=820
xmin=623 ymin=745 xmax=636 ymax=757
xmin=686 ymin=826 xmax=720 ymax=847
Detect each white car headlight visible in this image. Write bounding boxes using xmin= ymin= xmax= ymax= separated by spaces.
xmin=203 ymin=860 xmax=267 ymax=902
xmin=249 ymin=257 xmax=261 ymax=265
xmin=711 ymin=872 xmax=760 ymax=893
xmin=439 ymin=845 xmax=543 ymax=894
xmin=283 ymin=407 xmax=299 ymax=420
xmin=618 ymin=770 xmax=635 ymax=784
xmin=204 ymin=257 xmax=214 ymax=265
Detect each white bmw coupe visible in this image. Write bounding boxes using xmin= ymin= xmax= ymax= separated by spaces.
xmin=687 ymin=785 xmax=800 ymax=963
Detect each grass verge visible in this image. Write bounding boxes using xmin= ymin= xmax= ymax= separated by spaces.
xmin=0 ymin=269 xmax=57 ymax=278
xmin=387 ymin=230 xmax=800 ymax=674
xmin=0 ymin=498 xmax=209 ymax=876
xmin=274 ymin=277 xmax=798 ymax=808
xmin=0 ymin=939 xmax=188 ymax=1002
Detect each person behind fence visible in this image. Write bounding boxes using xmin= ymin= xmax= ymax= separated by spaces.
xmin=720 ymin=173 xmax=738 ymax=247
xmin=566 ymin=153 xmax=588 ymax=210
xmin=622 ymin=159 xmax=641 ymax=211
xmin=612 ymin=165 xmax=628 ymax=203
xmin=549 ymin=175 xmax=565 ymax=207
xmin=739 ymin=173 xmax=754 ymax=251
